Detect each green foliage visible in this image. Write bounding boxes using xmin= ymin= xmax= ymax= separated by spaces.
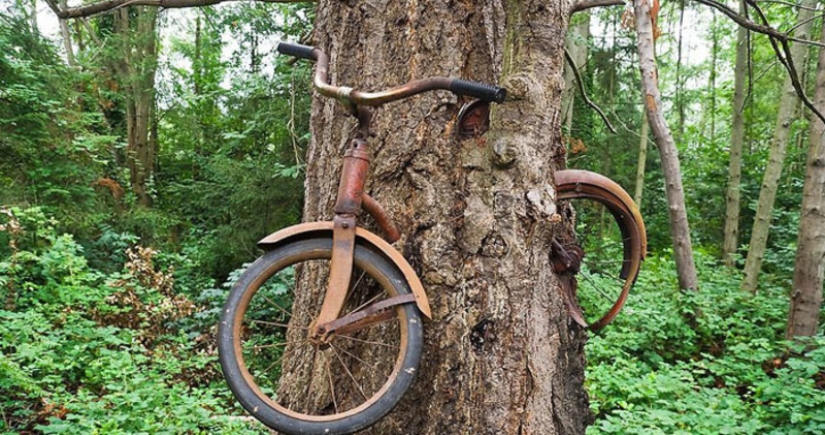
xmin=586 ymin=252 xmax=825 ymax=434
xmin=0 ymin=207 xmax=268 ymax=433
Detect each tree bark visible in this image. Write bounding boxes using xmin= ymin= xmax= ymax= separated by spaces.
xmin=58 ymin=0 xmax=76 ymax=66
xmin=741 ymin=0 xmax=816 ymax=292
xmin=288 ymin=0 xmax=591 ymax=433
xmin=786 ymin=21 xmax=825 ymax=339
xmin=635 ymin=0 xmax=698 ymax=290
xmin=115 ymin=6 xmax=158 ymax=208
xmin=634 ymin=112 xmax=648 ymax=207
xmin=562 ymin=12 xmax=591 ymax=136
xmin=723 ymin=0 xmax=748 ymax=268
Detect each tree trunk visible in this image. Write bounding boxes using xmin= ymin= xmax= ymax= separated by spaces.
xmin=786 ymin=22 xmax=825 ymax=339
xmin=115 ymin=6 xmax=158 ymax=208
xmin=562 ymin=12 xmax=591 ymax=136
xmin=58 ymin=0 xmax=76 ymax=66
xmin=289 ymin=0 xmax=591 ymax=433
xmin=675 ymin=0 xmax=685 ymax=139
xmin=634 ymin=112 xmax=648 ymax=207
xmin=635 ymin=0 xmax=698 ymax=290
xmin=723 ymin=0 xmax=748 ymax=267
xmin=741 ymin=0 xmax=816 ymax=292
xmin=707 ymin=13 xmax=717 ymax=143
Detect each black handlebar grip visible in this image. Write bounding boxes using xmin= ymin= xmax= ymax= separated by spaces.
xmin=276 ymin=42 xmax=316 ymax=60
xmin=449 ymin=79 xmax=507 ymax=103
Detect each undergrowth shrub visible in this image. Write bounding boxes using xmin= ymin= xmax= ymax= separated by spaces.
xmin=586 ymin=251 xmax=825 ymax=434
xmin=0 ymin=207 xmax=266 ymax=433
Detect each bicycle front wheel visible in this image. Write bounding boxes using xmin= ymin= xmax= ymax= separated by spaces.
xmin=218 ymin=236 xmax=423 ymax=435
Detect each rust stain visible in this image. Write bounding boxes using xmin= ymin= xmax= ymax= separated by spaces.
xmin=645 ymin=94 xmax=657 ymax=112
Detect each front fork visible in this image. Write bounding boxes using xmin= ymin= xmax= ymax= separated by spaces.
xmin=312 ymin=138 xmax=370 ymax=338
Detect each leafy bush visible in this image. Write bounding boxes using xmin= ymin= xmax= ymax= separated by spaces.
xmin=0 ymin=207 xmax=267 ymax=433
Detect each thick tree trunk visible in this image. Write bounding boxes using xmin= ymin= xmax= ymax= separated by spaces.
xmin=741 ymin=0 xmax=816 ymax=292
xmin=289 ymin=0 xmax=591 ymax=433
xmin=723 ymin=0 xmax=748 ymax=267
xmin=786 ymin=22 xmax=825 ymax=339
xmin=635 ymin=0 xmax=698 ymax=290
xmin=634 ymin=113 xmax=648 ymax=206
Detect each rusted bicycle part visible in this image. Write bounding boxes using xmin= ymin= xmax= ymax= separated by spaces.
xmin=553 ymin=169 xmax=647 ymax=331
xmin=256 ymin=222 xmax=432 ymax=319
xmin=217 ymin=235 xmax=424 ymax=435
xmin=276 ymin=42 xmax=506 ymax=112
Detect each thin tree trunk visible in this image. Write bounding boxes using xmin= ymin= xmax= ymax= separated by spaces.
xmin=634 ymin=113 xmax=649 ymax=206
xmin=741 ymin=0 xmax=816 ymax=292
xmin=723 ymin=0 xmax=749 ymax=267
xmin=58 ymin=0 xmax=76 ymax=66
xmin=635 ymin=0 xmax=698 ymax=291
xmin=286 ymin=0 xmax=591 ymax=433
xmin=116 ymin=6 xmax=158 ymax=208
xmin=675 ymin=0 xmax=685 ymax=139
xmin=786 ymin=22 xmax=825 ymax=339
xmin=562 ymin=12 xmax=591 ymax=136
xmin=707 ymin=13 xmax=717 ymax=143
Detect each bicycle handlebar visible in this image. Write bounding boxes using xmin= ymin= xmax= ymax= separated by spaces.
xmin=277 ymin=42 xmax=507 ymax=106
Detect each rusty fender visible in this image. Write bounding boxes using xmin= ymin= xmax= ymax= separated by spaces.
xmin=257 ymin=222 xmax=432 ymax=319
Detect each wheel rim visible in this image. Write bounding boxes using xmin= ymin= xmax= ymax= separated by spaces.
xmin=229 ymin=242 xmax=410 ymax=422
xmin=554 ymin=170 xmax=646 ymax=331
xmin=561 ymin=195 xmax=640 ymax=329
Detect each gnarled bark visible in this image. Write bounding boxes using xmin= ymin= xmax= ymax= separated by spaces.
xmin=286 ymin=0 xmax=591 ymax=433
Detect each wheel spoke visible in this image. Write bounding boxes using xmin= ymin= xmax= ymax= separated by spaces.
xmin=336 ymin=333 xmax=400 ymax=349
xmin=330 ymin=344 xmax=369 ymax=401
xmin=579 ymin=273 xmax=615 ymax=301
xmin=327 ymin=358 xmax=339 ymax=414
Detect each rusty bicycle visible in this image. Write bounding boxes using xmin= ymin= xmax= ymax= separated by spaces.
xmin=217 ymin=42 xmax=646 ymax=435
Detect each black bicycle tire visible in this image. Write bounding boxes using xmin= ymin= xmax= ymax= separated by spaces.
xmin=218 ymin=236 xmax=423 ymax=435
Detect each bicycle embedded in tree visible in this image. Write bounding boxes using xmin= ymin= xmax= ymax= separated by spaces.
xmin=217 ymin=42 xmax=646 ymax=435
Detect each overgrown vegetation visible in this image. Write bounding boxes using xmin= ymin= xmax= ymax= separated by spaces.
xmin=1 ymin=0 xmax=824 ymax=432
xmin=585 ymin=253 xmax=825 ymax=434
xmin=0 ymin=207 xmax=268 ymax=433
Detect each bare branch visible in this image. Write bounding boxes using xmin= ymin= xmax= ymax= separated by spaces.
xmin=754 ymin=0 xmax=820 ymax=12
xmin=572 ymin=0 xmax=624 ymax=13
xmin=52 ymin=0 xmax=309 ymax=19
xmin=563 ymin=48 xmax=617 ymax=134
xmin=747 ymin=0 xmax=825 ymax=123
xmin=692 ymin=0 xmax=825 ymax=124
xmin=691 ymin=0 xmax=825 ymax=48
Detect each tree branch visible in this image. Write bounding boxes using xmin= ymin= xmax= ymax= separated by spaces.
xmin=692 ymin=0 xmax=825 ymax=124
xmin=692 ymin=0 xmax=825 ymax=48
xmin=51 ymin=0 xmax=309 ymax=19
xmin=571 ymin=0 xmax=624 ymax=13
xmin=747 ymin=0 xmax=825 ymax=123
xmin=564 ymin=48 xmax=617 ymax=134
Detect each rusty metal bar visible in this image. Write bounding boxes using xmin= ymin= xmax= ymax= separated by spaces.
xmin=319 ymin=293 xmax=416 ymax=335
xmin=333 ymin=139 xmax=370 ymax=215
xmin=362 ymin=193 xmax=401 ymax=243
xmin=313 ymin=214 xmax=358 ymax=335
